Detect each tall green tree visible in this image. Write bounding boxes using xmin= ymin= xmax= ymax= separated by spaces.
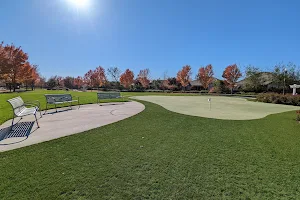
xmin=272 ymin=62 xmax=300 ymax=93
xmin=244 ymin=65 xmax=262 ymax=92
xmin=64 ymin=76 xmax=75 ymax=89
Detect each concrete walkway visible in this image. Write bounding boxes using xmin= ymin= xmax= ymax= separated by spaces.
xmin=0 ymin=101 xmax=145 ymax=152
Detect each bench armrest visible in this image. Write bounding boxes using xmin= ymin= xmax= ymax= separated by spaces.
xmin=72 ymin=96 xmax=80 ymax=103
xmin=72 ymin=96 xmax=80 ymax=100
xmin=24 ymin=100 xmax=40 ymax=109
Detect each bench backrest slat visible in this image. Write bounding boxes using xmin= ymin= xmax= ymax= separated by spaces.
xmin=7 ymin=96 xmax=25 ymax=115
xmin=45 ymin=94 xmax=72 ymax=104
xmin=97 ymin=92 xmax=121 ymax=99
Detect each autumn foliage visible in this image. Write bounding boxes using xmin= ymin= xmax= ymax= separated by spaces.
xmin=74 ymin=76 xmax=84 ymax=88
xmin=0 ymin=42 xmax=40 ymax=91
xmin=198 ymin=64 xmax=214 ymax=90
xmin=120 ymin=69 xmax=134 ymax=89
xmin=0 ymin=40 xmax=246 ymax=94
xmin=21 ymin=63 xmax=39 ymax=90
xmin=94 ymin=66 xmax=107 ymax=87
xmin=84 ymin=70 xmax=95 ymax=88
xmin=222 ymin=64 xmax=242 ymax=94
xmin=138 ymin=69 xmax=150 ymax=88
xmin=161 ymin=79 xmax=172 ymax=90
xmin=176 ymin=65 xmax=191 ymax=90
xmin=83 ymin=66 xmax=107 ymax=89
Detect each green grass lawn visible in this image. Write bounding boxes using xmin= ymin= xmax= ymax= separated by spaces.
xmin=0 ymin=90 xmax=127 ymax=125
xmin=1 ymin=100 xmax=300 ymax=199
xmin=0 ymin=90 xmax=200 ymax=125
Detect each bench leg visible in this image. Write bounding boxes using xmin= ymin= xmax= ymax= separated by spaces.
xmin=55 ymin=104 xmax=58 ymax=113
xmin=44 ymin=103 xmax=48 ymax=115
xmin=34 ymin=113 xmax=40 ymax=128
xmin=11 ymin=116 xmax=15 ymax=131
xmin=69 ymin=102 xmax=72 ymax=110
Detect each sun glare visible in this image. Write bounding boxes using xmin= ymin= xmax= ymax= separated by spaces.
xmin=66 ymin=0 xmax=90 ymax=10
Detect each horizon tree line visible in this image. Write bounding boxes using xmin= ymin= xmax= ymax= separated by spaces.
xmin=1 ymin=41 xmax=300 ymax=94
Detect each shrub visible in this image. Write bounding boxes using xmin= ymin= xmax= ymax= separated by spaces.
xmin=257 ymin=93 xmax=300 ymax=106
xmin=200 ymin=90 xmax=209 ymax=93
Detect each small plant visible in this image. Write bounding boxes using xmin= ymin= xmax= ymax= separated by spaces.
xmin=296 ymin=110 xmax=300 ymax=122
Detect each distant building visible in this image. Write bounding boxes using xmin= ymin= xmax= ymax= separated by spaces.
xmin=236 ymin=72 xmax=276 ymax=91
xmin=189 ymin=80 xmax=202 ymax=90
xmin=0 ymin=80 xmax=6 ymax=87
xmin=189 ymin=78 xmax=219 ymax=91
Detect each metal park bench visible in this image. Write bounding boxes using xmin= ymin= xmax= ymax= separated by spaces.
xmin=44 ymin=94 xmax=80 ymax=114
xmin=7 ymin=97 xmax=42 ymax=129
xmin=97 ymin=92 xmax=123 ymax=104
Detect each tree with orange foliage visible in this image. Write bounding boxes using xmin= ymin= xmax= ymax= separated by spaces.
xmin=0 ymin=42 xmax=6 ymax=76
xmin=176 ymin=65 xmax=192 ymax=91
xmin=84 ymin=70 xmax=95 ymax=90
xmin=94 ymin=66 xmax=107 ymax=88
xmin=120 ymin=69 xmax=134 ymax=89
xmin=197 ymin=64 xmax=214 ymax=90
xmin=20 ymin=62 xmax=33 ymax=90
xmin=161 ymin=79 xmax=171 ymax=91
xmin=57 ymin=76 xmax=64 ymax=88
xmin=0 ymin=42 xmax=40 ymax=91
xmin=0 ymin=43 xmax=29 ymax=91
xmin=222 ymin=64 xmax=242 ymax=94
xmin=161 ymin=71 xmax=172 ymax=91
xmin=35 ymin=76 xmax=46 ymax=88
xmin=138 ymin=69 xmax=150 ymax=89
xmin=30 ymin=65 xmax=40 ymax=90
xmin=74 ymin=76 xmax=84 ymax=89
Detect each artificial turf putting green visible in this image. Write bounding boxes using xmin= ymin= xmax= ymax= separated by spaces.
xmin=133 ymin=95 xmax=299 ymax=120
xmin=1 ymin=100 xmax=300 ymax=199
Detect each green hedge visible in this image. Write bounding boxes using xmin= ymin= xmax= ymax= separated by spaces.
xmin=257 ymin=93 xmax=300 ymax=106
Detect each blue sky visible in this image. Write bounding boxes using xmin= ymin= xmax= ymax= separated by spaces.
xmin=1 ymin=0 xmax=300 ymax=80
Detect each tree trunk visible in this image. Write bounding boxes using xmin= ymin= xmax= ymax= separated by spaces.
xmin=13 ymin=73 xmax=16 ymax=92
xmin=231 ymin=87 xmax=233 ymax=94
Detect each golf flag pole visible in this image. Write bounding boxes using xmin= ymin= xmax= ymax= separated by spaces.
xmin=208 ymin=98 xmax=211 ymax=110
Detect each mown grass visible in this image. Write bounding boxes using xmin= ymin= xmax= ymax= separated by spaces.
xmin=1 ymin=100 xmax=300 ymax=199
xmin=0 ymin=90 xmax=203 ymax=125
xmin=0 ymin=90 xmax=130 ymax=125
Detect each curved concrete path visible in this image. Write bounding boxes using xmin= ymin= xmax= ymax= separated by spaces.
xmin=0 ymin=101 xmax=144 ymax=152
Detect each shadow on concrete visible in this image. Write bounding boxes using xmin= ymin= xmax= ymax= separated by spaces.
xmin=99 ymin=102 xmax=125 ymax=106
xmin=0 ymin=122 xmax=35 ymax=145
xmin=44 ymin=107 xmax=73 ymax=115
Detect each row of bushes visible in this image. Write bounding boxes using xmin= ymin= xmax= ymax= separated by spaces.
xmin=257 ymin=93 xmax=300 ymax=106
